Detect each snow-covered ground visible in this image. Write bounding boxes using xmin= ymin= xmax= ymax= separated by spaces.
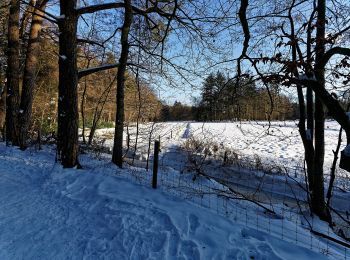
xmin=93 ymin=120 xmax=349 ymax=185
xmin=94 ymin=120 xmax=344 ymax=167
xmin=188 ymin=120 xmax=345 ymax=173
xmin=0 ymin=144 xmax=340 ymax=259
xmin=90 ymin=120 xmax=350 ymax=245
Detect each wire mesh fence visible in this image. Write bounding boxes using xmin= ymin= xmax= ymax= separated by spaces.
xmin=84 ymin=122 xmax=350 ymax=259
xmin=117 ymin=145 xmax=350 ymax=260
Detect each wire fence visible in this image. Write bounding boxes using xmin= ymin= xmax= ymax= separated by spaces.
xmin=116 ymin=145 xmax=350 ymax=260
xmin=85 ymin=122 xmax=350 ymax=259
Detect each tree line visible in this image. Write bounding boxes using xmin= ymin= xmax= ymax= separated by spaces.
xmin=196 ymin=72 xmax=296 ymax=121
xmin=160 ymin=72 xmax=298 ymax=122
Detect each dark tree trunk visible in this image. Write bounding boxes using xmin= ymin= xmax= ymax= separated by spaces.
xmin=313 ymin=97 xmax=328 ymax=219
xmin=6 ymin=0 xmax=20 ymax=145
xmin=112 ymin=0 xmax=133 ymax=167
xmin=312 ymin=0 xmax=329 ymax=221
xmin=57 ymin=0 xmax=80 ymax=168
xmin=18 ymin=0 xmax=47 ymax=150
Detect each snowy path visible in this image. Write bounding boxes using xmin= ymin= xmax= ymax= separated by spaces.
xmin=0 ymin=145 xmax=330 ymax=259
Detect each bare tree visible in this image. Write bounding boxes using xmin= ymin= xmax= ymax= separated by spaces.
xmin=236 ymin=0 xmax=350 ymax=221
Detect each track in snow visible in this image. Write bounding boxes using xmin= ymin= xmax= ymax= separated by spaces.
xmin=0 ymin=145 xmax=328 ymax=260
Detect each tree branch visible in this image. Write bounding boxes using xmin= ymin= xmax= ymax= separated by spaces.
xmin=78 ymin=63 xmax=119 ymax=79
xmin=76 ymin=2 xmax=125 ymax=15
xmin=293 ymin=78 xmax=350 ymax=141
xmin=77 ymin=38 xmax=104 ymax=48
xmin=320 ymin=47 xmax=350 ymax=69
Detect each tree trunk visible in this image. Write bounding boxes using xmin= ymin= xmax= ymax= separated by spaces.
xmin=81 ymin=59 xmax=91 ymax=145
xmin=57 ymin=0 xmax=80 ymax=168
xmin=18 ymin=0 xmax=47 ymax=150
xmin=6 ymin=0 xmax=20 ymax=145
xmin=312 ymin=0 xmax=329 ymax=221
xmin=313 ymin=96 xmax=328 ymax=220
xmin=112 ymin=0 xmax=133 ymax=167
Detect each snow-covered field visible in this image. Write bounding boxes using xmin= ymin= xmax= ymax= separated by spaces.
xmin=91 ymin=120 xmax=350 ymax=241
xmin=189 ymin=120 xmax=345 ymax=171
xmin=0 ymin=144 xmax=337 ymax=259
xmin=94 ymin=120 xmax=349 ymax=181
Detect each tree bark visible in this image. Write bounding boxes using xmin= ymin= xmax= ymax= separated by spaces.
xmin=57 ymin=0 xmax=80 ymax=168
xmin=6 ymin=0 xmax=20 ymax=146
xmin=18 ymin=0 xmax=47 ymax=150
xmin=312 ymin=0 xmax=329 ymax=221
xmin=112 ymin=0 xmax=133 ymax=167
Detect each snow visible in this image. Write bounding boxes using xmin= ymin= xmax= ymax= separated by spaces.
xmin=90 ymin=120 xmax=350 ymax=240
xmin=0 ymin=144 xmax=339 ymax=259
xmin=93 ymin=120 xmax=349 ymax=180
xmin=188 ymin=121 xmax=330 ymax=167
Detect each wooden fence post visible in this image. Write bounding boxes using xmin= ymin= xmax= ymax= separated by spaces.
xmin=152 ymin=140 xmax=160 ymax=189
xmin=223 ymin=151 xmax=227 ymax=165
xmin=37 ymin=129 xmax=42 ymax=150
xmin=126 ymin=133 xmax=130 ymax=149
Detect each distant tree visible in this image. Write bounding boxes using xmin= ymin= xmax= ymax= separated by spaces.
xmin=170 ymin=101 xmax=193 ymax=121
xmin=198 ymin=72 xmax=293 ymax=121
xmin=159 ymin=104 xmax=171 ymax=121
xmin=200 ymin=72 xmax=228 ymax=121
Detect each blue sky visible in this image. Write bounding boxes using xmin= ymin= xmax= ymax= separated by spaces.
xmin=46 ymin=0 xmax=243 ymax=106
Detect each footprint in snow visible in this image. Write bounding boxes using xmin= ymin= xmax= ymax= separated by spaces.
xmin=188 ymin=214 xmax=199 ymax=234
xmin=240 ymin=228 xmax=266 ymax=242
